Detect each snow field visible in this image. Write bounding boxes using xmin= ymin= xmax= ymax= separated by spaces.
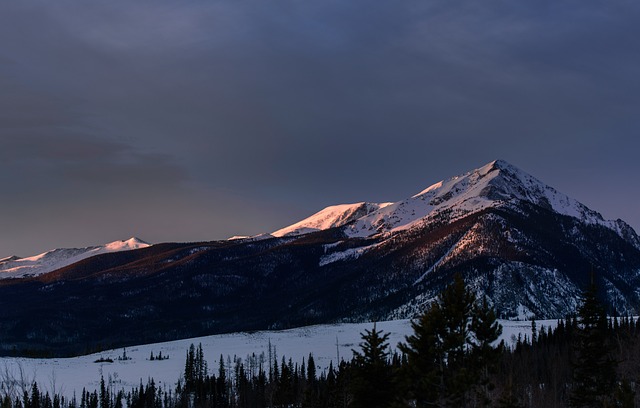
xmin=0 ymin=319 xmax=556 ymax=399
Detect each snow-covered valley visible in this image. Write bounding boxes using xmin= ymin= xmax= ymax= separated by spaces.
xmin=0 ymin=319 xmax=553 ymax=399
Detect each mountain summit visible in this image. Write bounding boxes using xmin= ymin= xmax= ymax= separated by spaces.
xmin=0 ymin=237 xmax=150 ymax=279
xmin=1 ymin=160 xmax=639 ymax=356
xmin=275 ymin=160 xmax=637 ymax=246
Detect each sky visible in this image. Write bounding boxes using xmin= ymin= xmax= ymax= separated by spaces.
xmin=1 ymin=0 xmax=639 ymax=257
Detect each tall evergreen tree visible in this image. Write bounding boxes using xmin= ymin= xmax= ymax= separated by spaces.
xmin=399 ymin=299 xmax=446 ymax=407
xmin=216 ymin=356 xmax=229 ymax=408
xmin=570 ymin=280 xmax=617 ymax=407
xmin=400 ymin=274 xmax=502 ymax=407
xmin=350 ymin=324 xmax=395 ymax=408
xmin=470 ymin=297 xmax=504 ymax=406
xmin=440 ymin=275 xmax=476 ymax=407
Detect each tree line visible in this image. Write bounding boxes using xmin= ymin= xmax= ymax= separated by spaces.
xmin=2 ymin=275 xmax=639 ymax=407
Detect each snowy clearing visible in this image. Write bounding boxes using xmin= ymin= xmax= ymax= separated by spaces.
xmin=0 ymin=319 xmax=555 ymax=399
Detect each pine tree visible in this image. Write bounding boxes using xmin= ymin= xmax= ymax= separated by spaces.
xmin=303 ymin=353 xmax=318 ymax=407
xmin=400 ymin=274 xmax=502 ymax=407
xmin=399 ymin=299 xmax=446 ymax=407
xmin=98 ymin=377 xmax=108 ymax=408
xmin=184 ymin=344 xmax=196 ymax=392
xmin=307 ymin=353 xmax=316 ymax=384
xmin=31 ymin=383 xmax=41 ymax=408
xmin=216 ymin=356 xmax=229 ymax=408
xmin=350 ymin=324 xmax=395 ymax=408
xmin=570 ymin=280 xmax=616 ymax=407
xmin=470 ymin=297 xmax=503 ymax=406
xmin=195 ymin=344 xmax=207 ymax=382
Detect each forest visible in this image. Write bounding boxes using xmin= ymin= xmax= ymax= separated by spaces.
xmin=1 ymin=275 xmax=638 ymax=408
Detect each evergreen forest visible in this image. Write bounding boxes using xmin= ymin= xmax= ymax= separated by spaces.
xmin=2 ymin=276 xmax=639 ymax=408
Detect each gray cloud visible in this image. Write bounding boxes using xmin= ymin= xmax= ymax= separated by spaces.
xmin=1 ymin=0 xmax=639 ymax=256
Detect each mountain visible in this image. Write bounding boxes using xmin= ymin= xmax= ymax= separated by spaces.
xmin=0 ymin=237 xmax=150 ymax=279
xmin=0 ymin=160 xmax=639 ymax=356
xmin=272 ymin=202 xmax=392 ymax=237
xmin=276 ymin=160 xmax=638 ymax=245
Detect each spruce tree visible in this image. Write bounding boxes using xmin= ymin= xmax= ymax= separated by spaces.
xmin=570 ymin=280 xmax=616 ymax=407
xmin=184 ymin=344 xmax=196 ymax=392
xmin=216 ymin=356 xmax=229 ymax=408
xmin=470 ymin=297 xmax=503 ymax=406
xmin=399 ymin=299 xmax=446 ymax=407
xmin=350 ymin=324 xmax=395 ymax=408
xmin=400 ymin=274 xmax=502 ymax=407
xmin=440 ymin=275 xmax=476 ymax=407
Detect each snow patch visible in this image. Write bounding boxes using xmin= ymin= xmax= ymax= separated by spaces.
xmin=228 ymin=233 xmax=274 ymax=242
xmin=272 ymin=202 xmax=392 ymax=237
xmin=319 ymin=244 xmax=376 ymax=266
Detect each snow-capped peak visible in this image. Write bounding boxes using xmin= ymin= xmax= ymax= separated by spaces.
xmin=0 ymin=238 xmax=151 ymax=280
xmin=347 ymin=159 xmax=618 ymax=237
xmin=272 ymin=160 xmax=636 ymax=243
xmin=272 ymin=202 xmax=392 ymax=237
xmin=104 ymin=237 xmax=150 ymax=251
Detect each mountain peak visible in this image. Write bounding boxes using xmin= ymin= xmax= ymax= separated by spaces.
xmin=272 ymin=160 xmax=633 ymax=242
xmin=1 ymin=237 xmax=151 ymax=280
xmin=104 ymin=237 xmax=150 ymax=251
xmin=489 ymin=158 xmax=514 ymax=169
xmin=272 ymin=202 xmax=392 ymax=237
xmin=346 ymin=159 xmax=618 ymax=237
xmin=479 ymin=159 xmax=508 ymax=173
xmin=126 ymin=237 xmax=150 ymax=246
xmin=477 ymin=160 xmax=530 ymax=181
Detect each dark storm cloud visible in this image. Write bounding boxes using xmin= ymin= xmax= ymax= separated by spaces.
xmin=1 ymin=0 xmax=639 ymax=256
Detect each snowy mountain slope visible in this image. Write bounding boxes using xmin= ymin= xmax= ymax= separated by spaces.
xmin=357 ymin=160 xmax=639 ymax=244
xmin=272 ymin=202 xmax=392 ymax=237
xmin=272 ymin=160 xmax=638 ymax=249
xmin=0 ymin=318 xmax=554 ymax=400
xmin=0 ymin=237 xmax=150 ymax=279
xmin=0 ymin=160 xmax=639 ymax=356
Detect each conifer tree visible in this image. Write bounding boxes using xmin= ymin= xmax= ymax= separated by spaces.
xmin=350 ymin=324 xmax=395 ymax=408
xmin=31 ymin=383 xmax=40 ymax=408
xmin=570 ymin=280 xmax=616 ymax=408
xmin=307 ymin=353 xmax=316 ymax=385
xmin=184 ymin=345 xmax=196 ymax=392
xmin=470 ymin=297 xmax=503 ymax=406
xmin=399 ymin=300 xmax=445 ymax=407
xmin=303 ymin=353 xmax=318 ymax=407
xmin=441 ymin=275 xmax=476 ymax=406
xmin=216 ymin=356 xmax=228 ymax=408
xmin=98 ymin=377 xmax=108 ymax=408
xmin=401 ymin=274 xmax=502 ymax=407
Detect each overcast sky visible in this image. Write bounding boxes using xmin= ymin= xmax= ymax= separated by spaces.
xmin=1 ymin=0 xmax=639 ymax=257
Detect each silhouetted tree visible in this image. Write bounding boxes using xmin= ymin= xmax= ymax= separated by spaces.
xmin=350 ymin=324 xmax=395 ymax=408
xmin=570 ymin=280 xmax=616 ymax=407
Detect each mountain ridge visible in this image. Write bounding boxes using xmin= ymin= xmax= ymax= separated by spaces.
xmin=0 ymin=160 xmax=639 ymax=356
xmin=274 ymin=160 xmax=638 ymax=244
xmin=0 ymin=237 xmax=150 ymax=279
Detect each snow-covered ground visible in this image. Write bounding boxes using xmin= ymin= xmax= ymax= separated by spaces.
xmin=0 ymin=319 xmax=555 ymax=399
